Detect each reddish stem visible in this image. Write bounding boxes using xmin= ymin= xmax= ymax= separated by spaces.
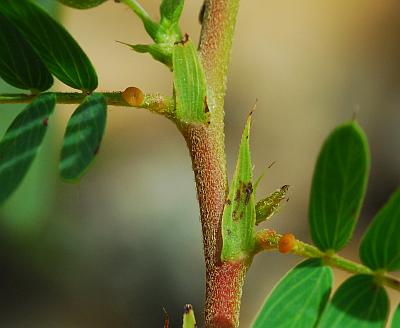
xmin=181 ymin=123 xmax=248 ymax=327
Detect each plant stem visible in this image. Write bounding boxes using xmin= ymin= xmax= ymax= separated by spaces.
xmin=255 ymin=229 xmax=400 ymax=292
xmin=184 ymin=1 xmax=241 ymax=327
xmin=120 ymin=0 xmax=152 ymax=23
xmin=0 ymin=92 xmax=174 ymax=116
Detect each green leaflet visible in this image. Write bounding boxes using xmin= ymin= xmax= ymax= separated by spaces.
xmin=182 ymin=304 xmax=196 ymax=328
xmin=0 ymin=93 xmax=56 ymax=204
xmin=309 ymin=122 xmax=370 ymax=252
xmin=318 ymin=274 xmax=389 ymax=328
xmin=0 ymin=0 xmax=98 ymax=92
xmin=221 ymin=114 xmax=255 ymax=261
xmin=59 ymin=93 xmax=107 ymax=181
xmin=253 ymin=259 xmax=332 ymax=328
xmin=57 ymin=0 xmax=108 ymax=9
xmin=255 ymin=185 xmax=289 ymax=225
xmin=359 ymin=189 xmax=400 ymax=271
xmin=0 ymin=12 xmax=53 ymax=92
xmin=173 ymin=39 xmax=207 ymax=124
xmin=391 ymin=304 xmax=400 ymax=328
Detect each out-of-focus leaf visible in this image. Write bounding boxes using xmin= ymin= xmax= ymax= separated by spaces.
xmin=253 ymin=259 xmax=332 ymax=328
xmin=0 ymin=12 xmax=53 ymax=92
xmin=318 ymin=274 xmax=389 ymax=328
xmin=173 ymin=38 xmax=207 ymax=124
xmin=0 ymin=0 xmax=58 ymax=236
xmin=359 ymin=189 xmax=400 ymax=271
xmin=221 ymin=114 xmax=255 ymax=261
xmin=182 ymin=304 xmax=196 ymax=328
xmin=59 ymin=93 xmax=107 ymax=181
xmin=0 ymin=93 xmax=56 ymax=204
xmin=391 ymin=304 xmax=400 ymax=328
xmin=57 ymin=0 xmax=107 ymax=9
xmin=0 ymin=0 xmax=98 ymax=92
xmin=309 ymin=122 xmax=370 ymax=251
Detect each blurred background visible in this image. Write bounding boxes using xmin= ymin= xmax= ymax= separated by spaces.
xmin=0 ymin=0 xmax=399 ymax=326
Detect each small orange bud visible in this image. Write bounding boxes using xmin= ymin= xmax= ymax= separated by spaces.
xmin=122 ymin=87 xmax=144 ymax=106
xmin=279 ymin=233 xmax=296 ymax=254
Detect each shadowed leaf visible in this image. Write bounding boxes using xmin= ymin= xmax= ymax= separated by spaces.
xmin=0 ymin=12 xmax=53 ymax=92
xmin=318 ymin=274 xmax=389 ymax=328
xmin=173 ymin=38 xmax=207 ymax=124
xmin=253 ymin=259 xmax=332 ymax=328
xmin=60 ymin=93 xmax=107 ymax=181
xmin=0 ymin=0 xmax=98 ymax=92
xmin=359 ymin=189 xmax=400 ymax=271
xmin=0 ymin=93 xmax=56 ymax=204
xmin=221 ymin=114 xmax=255 ymax=261
xmin=309 ymin=122 xmax=370 ymax=251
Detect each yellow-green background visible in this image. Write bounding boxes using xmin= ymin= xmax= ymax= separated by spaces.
xmin=0 ymin=0 xmax=399 ymax=326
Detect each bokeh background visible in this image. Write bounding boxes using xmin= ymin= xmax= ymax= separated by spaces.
xmin=0 ymin=0 xmax=399 ymax=327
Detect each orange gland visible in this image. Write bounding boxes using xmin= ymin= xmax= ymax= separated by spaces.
xmin=122 ymin=87 xmax=144 ymax=106
xmin=279 ymin=233 xmax=296 ymax=254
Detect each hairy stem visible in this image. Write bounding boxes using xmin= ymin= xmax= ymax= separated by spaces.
xmin=255 ymin=229 xmax=400 ymax=292
xmin=185 ymin=0 xmax=241 ymax=327
xmin=0 ymin=92 xmax=174 ymax=116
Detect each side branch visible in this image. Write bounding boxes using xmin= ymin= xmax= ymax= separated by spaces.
xmin=0 ymin=92 xmax=174 ymax=116
xmin=255 ymin=229 xmax=400 ymax=292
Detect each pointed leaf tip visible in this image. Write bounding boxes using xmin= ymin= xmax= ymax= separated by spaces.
xmin=222 ymin=115 xmax=255 ymax=261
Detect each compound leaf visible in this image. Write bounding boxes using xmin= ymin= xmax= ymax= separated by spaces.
xmin=0 ymin=12 xmax=53 ymax=92
xmin=253 ymin=259 xmax=332 ymax=328
xmin=318 ymin=274 xmax=389 ymax=328
xmin=60 ymin=93 xmax=107 ymax=181
xmin=0 ymin=0 xmax=98 ymax=92
xmin=309 ymin=122 xmax=370 ymax=251
xmin=359 ymin=189 xmax=400 ymax=271
xmin=0 ymin=93 xmax=56 ymax=204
